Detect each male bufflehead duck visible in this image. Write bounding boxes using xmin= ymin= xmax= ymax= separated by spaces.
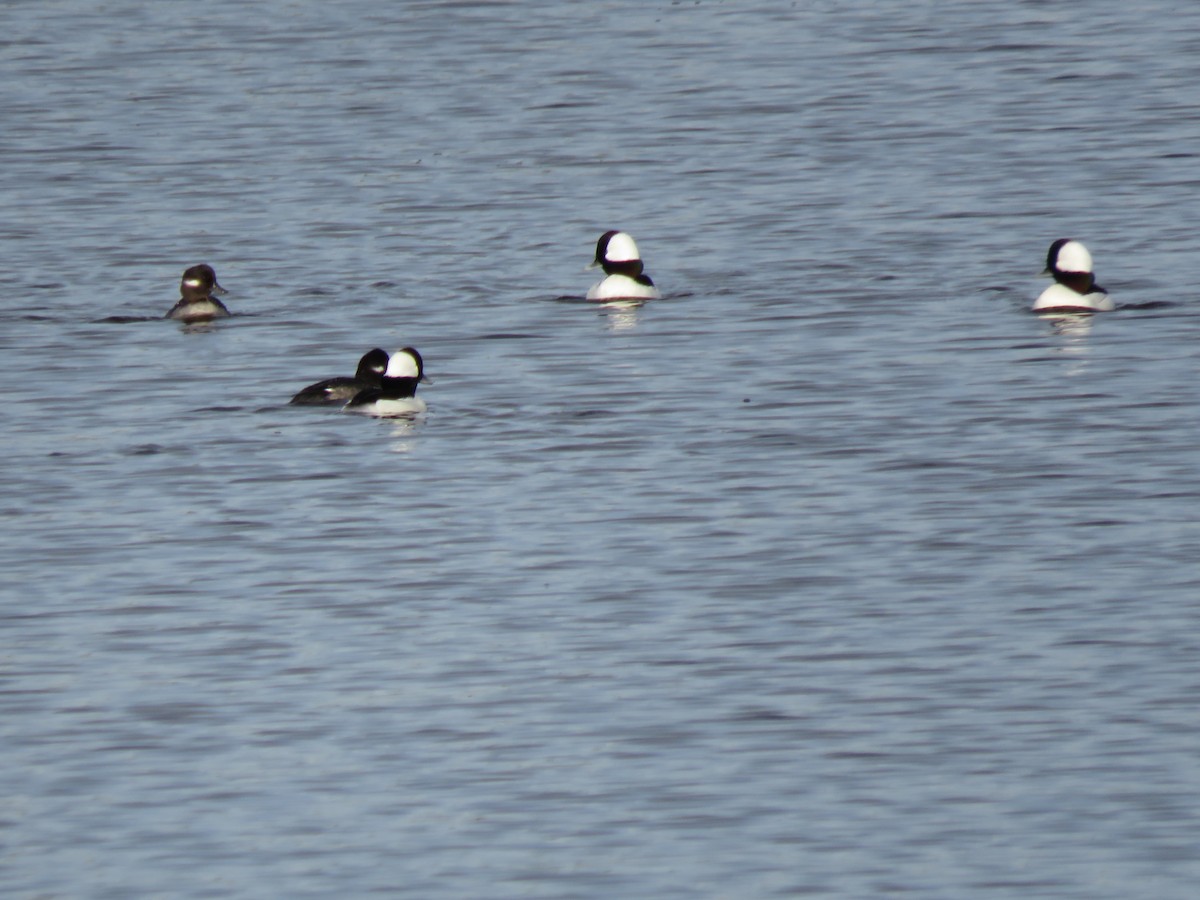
xmin=344 ymin=347 xmax=428 ymax=417
xmin=586 ymin=230 xmax=660 ymax=300
xmin=166 ymin=264 xmax=230 ymax=322
xmin=290 ymin=348 xmax=390 ymax=405
xmin=1033 ymin=239 xmax=1113 ymax=312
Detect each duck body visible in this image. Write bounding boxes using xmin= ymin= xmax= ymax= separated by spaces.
xmin=1033 ymin=239 xmax=1113 ymax=312
xmin=166 ymin=264 xmax=229 ymax=322
xmin=1033 ymin=282 xmax=1113 ymax=313
xmin=587 ymin=272 xmax=660 ymax=301
xmin=291 ymin=348 xmax=390 ymax=405
xmin=344 ymin=347 xmax=428 ymax=417
xmin=586 ymin=230 xmax=660 ymax=300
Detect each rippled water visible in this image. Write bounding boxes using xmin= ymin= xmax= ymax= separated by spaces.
xmin=4 ymin=1 xmax=1200 ymax=897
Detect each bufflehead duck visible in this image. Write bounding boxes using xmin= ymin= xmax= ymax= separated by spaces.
xmin=290 ymin=348 xmax=390 ymax=405
xmin=166 ymin=264 xmax=230 ymax=322
xmin=344 ymin=347 xmax=428 ymax=417
xmin=1033 ymin=239 xmax=1113 ymax=312
xmin=586 ymin=230 xmax=660 ymax=300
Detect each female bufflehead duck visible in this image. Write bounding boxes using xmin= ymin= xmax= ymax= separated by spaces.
xmin=344 ymin=347 xmax=428 ymax=417
xmin=1033 ymin=239 xmax=1113 ymax=312
xmin=166 ymin=264 xmax=230 ymax=322
xmin=290 ymin=348 xmax=390 ymax=405
xmin=586 ymin=230 xmax=660 ymax=300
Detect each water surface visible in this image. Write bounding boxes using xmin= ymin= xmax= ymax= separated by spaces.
xmin=3 ymin=1 xmax=1200 ymax=897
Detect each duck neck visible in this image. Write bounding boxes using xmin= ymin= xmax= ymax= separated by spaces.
xmin=1056 ymin=271 xmax=1095 ymax=294
xmin=603 ymin=259 xmax=645 ymax=278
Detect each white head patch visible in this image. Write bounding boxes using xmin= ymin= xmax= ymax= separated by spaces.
xmin=386 ymin=350 xmax=419 ymax=378
xmin=183 ymin=278 xmax=204 ymax=288
xmin=605 ymin=232 xmax=641 ymax=263
xmin=1056 ymin=240 xmax=1093 ymax=274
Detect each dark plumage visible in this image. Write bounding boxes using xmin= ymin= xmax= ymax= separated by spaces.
xmin=290 ymin=348 xmax=390 ymax=405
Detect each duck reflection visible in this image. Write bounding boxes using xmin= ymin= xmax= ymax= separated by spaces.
xmin=384 ymin=414 xmax=422 ymax=453
xmin=597 ymin=298 xmax=644 ymax=332
xmin=1037 ymin=310 xmax=1094 ymax=375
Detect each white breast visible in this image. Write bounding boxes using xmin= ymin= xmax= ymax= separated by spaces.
xmin=1033 ymin=283 xmax=1113 ymax=312
xmin=349 ymin=396 xmax=428 ymax=418
xmin=587 ymin=274 xmax=661 ymax=301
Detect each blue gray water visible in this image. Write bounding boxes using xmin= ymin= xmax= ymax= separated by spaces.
xmin=3 ymin=1 xmax=1200 ymax=897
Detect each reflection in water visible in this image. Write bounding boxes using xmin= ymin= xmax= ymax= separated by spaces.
xmin=1037 ymin=311 xmax=1094 ymax=375
xmin=597 ymin=298 xmax=644 ymax=331
xmin=179 ymin=320 xmax=220 ymax=335
xmin=385 ymin=414 xmax=422 ymax=453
